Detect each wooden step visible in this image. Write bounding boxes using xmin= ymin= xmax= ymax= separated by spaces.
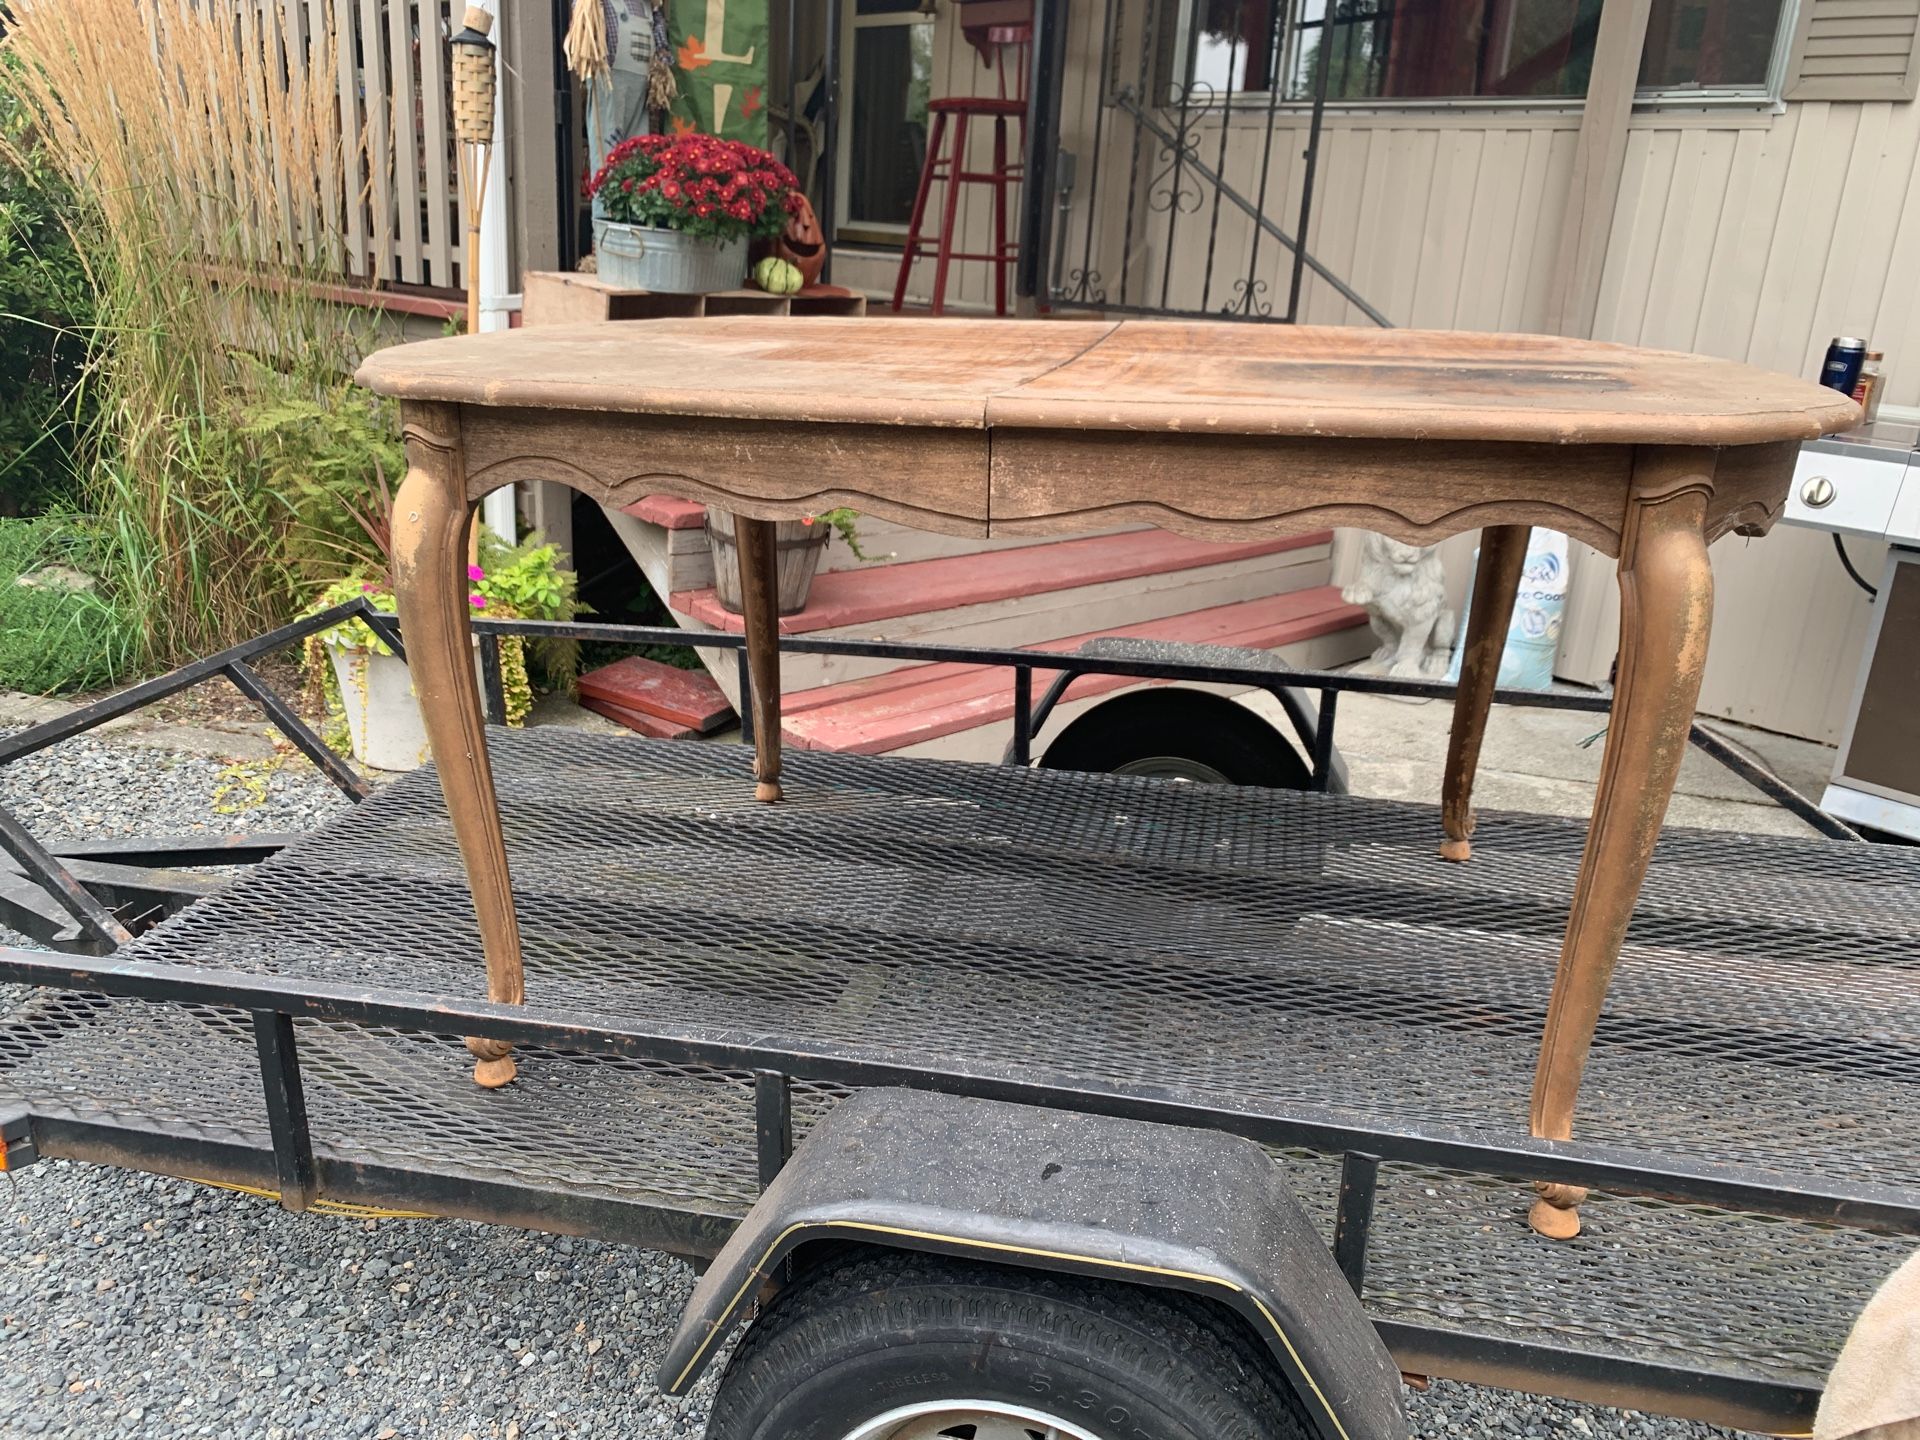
xmin=613 ymin=497 xmax=1125 ymax=596
xmin=578 ymin=697 xmax=700 ymax=740
xmin=578 ymin=656 xmax=735 ymax=733
xmin=622 ymin=495 xmax=707 ymax=530
xmin=672 ymin=529 xmax=1330 ymax=636
xmin=779 ymin=585 xmax=1368 ymax=756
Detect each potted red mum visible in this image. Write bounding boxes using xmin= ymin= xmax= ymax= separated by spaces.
xmin=585 ymin=132 xmax=800 ymax=294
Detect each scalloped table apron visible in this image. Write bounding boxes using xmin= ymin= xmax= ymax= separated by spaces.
xmin=357 ymin=317 xmax=1859 ymax=1238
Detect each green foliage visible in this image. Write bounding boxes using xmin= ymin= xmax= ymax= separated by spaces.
xmin=0 ymin=58 xmax=92 ymax=516
xmin=6 ymin=0 xmax=392 ymax=666
xmin=300 ymin=531 xmax=585 ymax=730
xmin=0 ymin=516 xmax=136 ymax=693
xmin=240 ymin=381 xmax=407 ymax=585
xmin=809 ymin=507 xmax=867 ymax=561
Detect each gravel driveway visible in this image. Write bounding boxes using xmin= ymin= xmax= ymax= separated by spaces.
xmin=1 ymin=724 xmax=1753 ymax=1439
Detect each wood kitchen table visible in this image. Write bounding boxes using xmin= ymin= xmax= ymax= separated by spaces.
xmin=355 ymin=317 xmax=1857 ymax=1238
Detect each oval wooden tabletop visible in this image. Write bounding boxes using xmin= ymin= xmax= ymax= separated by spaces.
xmin=356 ymin=317 xmax=1858 ymax=448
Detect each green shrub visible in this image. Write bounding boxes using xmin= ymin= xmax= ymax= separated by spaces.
xmin=6 ymin=0 xmax=386 ymax=666
xmin=0 ymin=516 xmax=135 ymax=693
xmin=0 ymin=56 xmax=91 ymax=517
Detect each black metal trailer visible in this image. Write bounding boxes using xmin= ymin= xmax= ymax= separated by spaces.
xmin=2 ymin=610 xmax=1915 ymax=1439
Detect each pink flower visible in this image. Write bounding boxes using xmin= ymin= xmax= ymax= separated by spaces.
xmin=469 ymin=593 xmax=487 ymax=609
xmin=467 ymin=563 xmax=485 ymax=582
xmin=360 ymin=582 xmax=377 ymax=592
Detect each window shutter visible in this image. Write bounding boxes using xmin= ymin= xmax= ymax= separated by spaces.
xmin=1784 ymin=0 xmax=1920 ymax=102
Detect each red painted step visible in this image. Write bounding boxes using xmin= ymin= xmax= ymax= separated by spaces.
xmin=579 ymin=697 xmax=700 ymax=740
xmin=782 ymin=584 xmax=1366 ymax=755
xmin=579 ymin=656 xmax=734 ymax=733
xmin=622 ymin=495 xmax=708 ymax=530
xmin=670 ymin=528 xmax=1333 ymax=635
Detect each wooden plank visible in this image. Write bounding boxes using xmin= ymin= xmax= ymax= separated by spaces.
xmin=360 ymin=0 xmax=394 ymax=281
xmin=452 ymin=404 xmax=995 ymax=537
xmin=578 ymin=657 xmax=735 ymax=732
xmin=417 ymin=0 xmax=453 ymax=289
xmin=520 ymin=270 xmax=615 ymax=325
xmin=578 ymin=697 xmax=701 ymax=739
xmin=504 ymin=0 xmax=564 ymax=279
xmin=283 ymin=0 xmax=318 ymax=266
xmin=788 ymin=292 xmax=870 ymax=316
xmin=781 ymin=586 xmax=1366 ymax=755
xmin=335 ymin=0 xmax=369 ymax=276
xmin=359 ymin=317 xmax=1858 ymax=449
xmin=670 ymin=530 xmax=1329 ymax=635
xmin=305 ymin=0 xmax=340 ymax=271
xmin=389 ymin=0 xmax=424 ymax=283
xmin=1543 ymin=0 xmax=1657 ymax=337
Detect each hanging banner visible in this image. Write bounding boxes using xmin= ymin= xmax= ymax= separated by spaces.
xmin=668 ymin=0 xmax=769 ymax=145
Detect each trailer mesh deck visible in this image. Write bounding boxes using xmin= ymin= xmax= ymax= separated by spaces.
xmin=3 ymin=728 xmax=1916 ymax=1399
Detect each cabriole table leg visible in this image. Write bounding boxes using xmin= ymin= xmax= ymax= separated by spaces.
xmin=1527 ymin=452 xmax=1716 ymax=1239
xmin=1439 ymin=524 xmax=1530 ymax=862
xmin=392 ymin=403 xmax=526 ymax=1090
xmin=734 ymin=515 xmax=784 ymax=803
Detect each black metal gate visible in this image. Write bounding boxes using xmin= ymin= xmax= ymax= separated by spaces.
xmin=1020 ymin=0 xmax=1387 ymax=324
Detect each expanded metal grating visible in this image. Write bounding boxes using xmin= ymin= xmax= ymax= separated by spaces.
xmin=3 ymin=729 xmax=1917 ymax=1388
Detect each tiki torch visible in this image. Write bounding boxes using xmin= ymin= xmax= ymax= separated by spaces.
xmin=451 ymin=5 xmax=497 ymax=336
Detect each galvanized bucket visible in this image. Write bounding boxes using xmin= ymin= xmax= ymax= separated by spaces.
xmin=597 ymin=223 xmax=748 ymax=294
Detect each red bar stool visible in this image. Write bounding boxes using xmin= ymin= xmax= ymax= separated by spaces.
xmin=891 ymin=23 xmax=1029 ymax=317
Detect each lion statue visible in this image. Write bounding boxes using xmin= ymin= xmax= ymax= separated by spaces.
xmin=1340 ymin=533 xmax=1456 ymax=678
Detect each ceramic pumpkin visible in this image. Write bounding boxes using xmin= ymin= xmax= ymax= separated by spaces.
xmin=770 ymin=193 xmax=827 ymax=287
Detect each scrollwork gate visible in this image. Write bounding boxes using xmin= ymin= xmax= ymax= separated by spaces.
xmin=1026 ymin=0 xmax=1387 ymax=325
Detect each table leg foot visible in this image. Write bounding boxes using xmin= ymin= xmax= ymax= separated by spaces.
xmin=1528 ymin=1182 xmax=1589 ymax=1239
xmin=472 ymin=1055 xmax=519 ymax=1089
xmin=1439 ymin=525 xmax=1529 ymax=863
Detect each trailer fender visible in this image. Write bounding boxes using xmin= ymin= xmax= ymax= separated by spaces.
xmin=659 ymin=1088 xmax=1408 ymax=1440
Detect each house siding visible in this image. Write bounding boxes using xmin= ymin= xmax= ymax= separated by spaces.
xmin=1558 ymin=100 xmax=1913 ymax=741
xmin=850 ymin=3 xmax=1912 ymax=742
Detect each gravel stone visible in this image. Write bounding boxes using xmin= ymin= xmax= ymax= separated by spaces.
xmin=0 ymin=724 xmax=1756 ymax=1437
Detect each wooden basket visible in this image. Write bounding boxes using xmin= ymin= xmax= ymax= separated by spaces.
xmin=704 ymin=508 xmax=832 ymax=615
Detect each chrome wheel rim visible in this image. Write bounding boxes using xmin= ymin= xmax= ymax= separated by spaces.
xmin=1111 ymin=755 xmax=1233 ymax=785
xmin=839 ymin=1399 xmax=1113 ymax=1440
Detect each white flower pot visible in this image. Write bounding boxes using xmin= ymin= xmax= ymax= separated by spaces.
xmin=327 ymin=642 xmax=486 ymax=773
xmin=596 ymin=223 xmax=748 ymax=293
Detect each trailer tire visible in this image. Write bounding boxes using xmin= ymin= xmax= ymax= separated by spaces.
xmin=1037 ymin=688 xmax=1313 ymax=789
xmin=704 ymin=1250 xmax=1314 ymax=1440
